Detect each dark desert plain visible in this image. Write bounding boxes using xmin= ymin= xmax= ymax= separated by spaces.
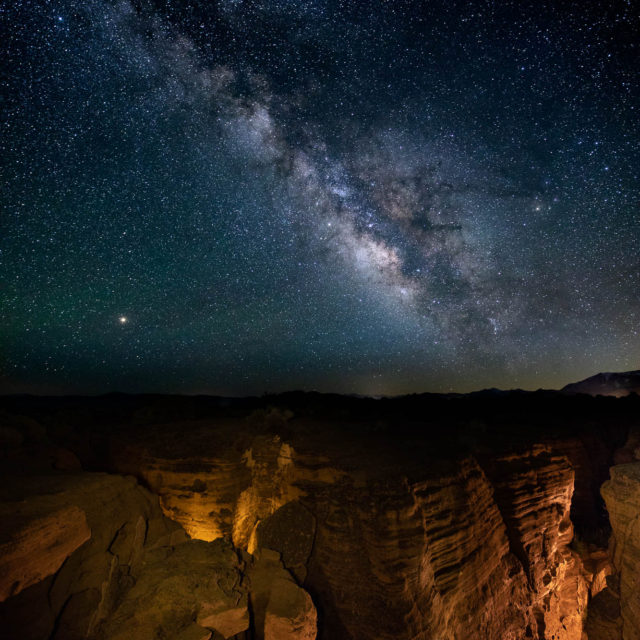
xmin=1 ymin=0 xmax=639 ymax=638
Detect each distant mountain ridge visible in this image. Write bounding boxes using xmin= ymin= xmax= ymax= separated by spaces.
xmin=562 ymin=370 xmax=640 ymax=397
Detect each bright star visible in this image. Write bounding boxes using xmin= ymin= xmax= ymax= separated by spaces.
xmin=119 ymin=316 xmax=127 ymax=324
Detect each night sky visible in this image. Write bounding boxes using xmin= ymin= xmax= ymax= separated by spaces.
xmin=2 ymin=0 xmax=639 ymax=395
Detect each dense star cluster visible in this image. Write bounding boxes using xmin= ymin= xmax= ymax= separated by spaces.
xmin=1 ymin=0 xmax=639 ymax=394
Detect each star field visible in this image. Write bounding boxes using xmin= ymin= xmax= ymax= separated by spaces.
xmin=1 ymin=0 xmax=639 ymax=395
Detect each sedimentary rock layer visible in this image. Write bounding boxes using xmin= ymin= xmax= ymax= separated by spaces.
xmin=600 ymin=463 xmax=640 ymax=640
xmin=107 ymin=427 xmax=591 ymax=640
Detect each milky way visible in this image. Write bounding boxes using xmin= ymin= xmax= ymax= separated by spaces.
xmin=2 ymin=0 xmax=639 ymax=395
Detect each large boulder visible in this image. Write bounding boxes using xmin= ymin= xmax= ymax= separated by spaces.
xmin=0 ymin=472 xmax=185 ymax=639
xmin=99 ymin=539 xmax=250 ymax=640
xmin=0 ymin=501 xmax=90 ymax=601
xmin=249 ymin=548 xmax=317 ymax=640
xmin=253 ymin=501 xmax=315 ymax=582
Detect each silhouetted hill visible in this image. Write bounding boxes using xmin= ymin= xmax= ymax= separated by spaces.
xmin=562 ymin=370 xmax=640 ymax=397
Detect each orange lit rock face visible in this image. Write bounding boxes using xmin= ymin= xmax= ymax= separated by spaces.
xmin=316 ymin=457 xmax=535 ymax=640
xmin=479 ymin=446 xmax=588 ymax=640
xmin=233 ymin=437 xmax=303 ymax=550
xmin=586 ymin=435 xmax=640 ymax=640
xmin=0 ymin=502 xmax=90 ymax=601
xmin=595 ymin=463 xmax=640 ymax=640
xmin=578 ymin=546 xmax=613 ymax=598
xmin=0 ymin=470 xmax=317 ymax=640
xmin=138 ymin=455 xmax=249 ymax=541
xmin=121 ymin=432 xmax=590 ymax=640
xmin=111 ymin=435 xmax=304 ymax=545
xmin=302 ymin=450 xmax=588 ymax=640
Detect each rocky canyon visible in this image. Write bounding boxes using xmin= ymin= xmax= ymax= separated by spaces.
xmin=1 ymin=391 xmax=638 ymax=640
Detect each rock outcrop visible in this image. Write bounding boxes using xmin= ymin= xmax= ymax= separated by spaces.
xmin=107 ymin=428 xmax=592 ymax=640
xmin=479 ymin=446 xmax=589 ymax=639
xmin=303 ymin=455 xmax=536 ymax=640
xmin=110 ymin=433 xmax=304 ymax=547
xmin=0 ymin=501 xmax=90 ymax=601
xmin=248 ymin=547 xmax=317 ymax=640
xmin=587 ymin=463 xmax=640 ymax=640
xmin=301 ymin=448 xmax=589 ymax=640
xmin=2 ymin=392 xmax=636 ymax=640
xmin=0 ymin=468 xmax=318 ymax=640
xmin=0 ymin=472 xmax=186 ymax=639
xmin=98 ymin=539 xmax=250 ymax=640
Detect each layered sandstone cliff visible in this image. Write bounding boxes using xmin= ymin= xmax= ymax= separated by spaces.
xmin=586 ymin=462 xmax=640 ymax=640
xmin=479 ymin=447 xmax=589 ymax=639
xmin=103 ymin=424 xmax=594 ymax=640
xmin=603 ymin=463 xmax=640 ymax=640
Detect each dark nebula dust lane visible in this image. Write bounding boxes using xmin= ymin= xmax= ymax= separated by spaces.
xmin=1 ymin=0 xmax=639 ymax=395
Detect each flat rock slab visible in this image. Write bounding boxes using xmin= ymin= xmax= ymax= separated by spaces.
xmin=0 ymin=499 xmax=90 ymax=601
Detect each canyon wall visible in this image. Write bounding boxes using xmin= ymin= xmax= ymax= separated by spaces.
xmin=603 ymin=463 xmax=640 ymax=640
xmin=586 ymin=461 xmax=640 ymax=640
xmin=0 ymin=412 xmax=318 ymax=640
xmin=106 ymin=427 xmax=598 ymax=640
xmin=2 ymin=394 xmax=637 ymax=640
